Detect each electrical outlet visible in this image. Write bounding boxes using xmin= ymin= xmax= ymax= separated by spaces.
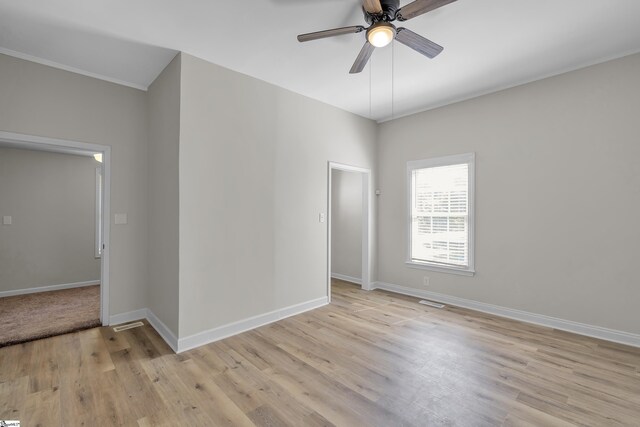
xmin=423 ymin=276 xmax=430 ymax=287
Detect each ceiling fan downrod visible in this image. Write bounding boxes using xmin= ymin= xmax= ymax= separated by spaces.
xmin=363 ymin=0 xmax=400 ymax=24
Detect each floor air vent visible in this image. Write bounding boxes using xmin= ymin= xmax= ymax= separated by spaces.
xmin=419 ymin=300 xmax=445 ymax=309
xmin=113 ymin=321 xmax=144 ymax=332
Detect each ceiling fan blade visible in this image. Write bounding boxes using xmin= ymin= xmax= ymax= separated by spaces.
xmin=397 ymin=0 xmax=457 ymax=21
xmin=297 ymin=26 xmax=365 ymax=42
xmin=395 ymin=28 xmax=444 ymax=58
xmin=349 ymin=42 xmax=375 ymax=74
xmin=362 ymin=0 xmax=383 ymax=14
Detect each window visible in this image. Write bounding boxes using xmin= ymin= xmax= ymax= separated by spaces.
xmin=407 ymin=153 xmax=475 ymax=275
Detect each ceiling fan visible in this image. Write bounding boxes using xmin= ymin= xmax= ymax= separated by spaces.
xmin=297 ymin=0 xmax=457 ymax=74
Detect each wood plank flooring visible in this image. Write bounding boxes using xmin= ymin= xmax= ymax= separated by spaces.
xmin=1 ymin=279 xmax=640 ymax=426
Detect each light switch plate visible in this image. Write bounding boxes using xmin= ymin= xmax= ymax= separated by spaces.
xmin=2 ymin=216 xmax=12 ymax=225
xmin=114 ymin=213 xmax=128 ymax=225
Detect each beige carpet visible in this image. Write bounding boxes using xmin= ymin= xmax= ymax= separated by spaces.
xmin=0 ymin=285 xmax=101 ymax=347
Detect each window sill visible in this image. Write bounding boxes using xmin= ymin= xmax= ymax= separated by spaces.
xmin=405 ymin=261 xmax=475 ymax=277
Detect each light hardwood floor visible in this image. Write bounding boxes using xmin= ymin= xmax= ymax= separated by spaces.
xmin=1 ymin=279 xmax=639 ymax=426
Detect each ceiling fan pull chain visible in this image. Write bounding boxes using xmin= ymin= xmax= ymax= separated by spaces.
xmin=369 ymin=53 xmax=373 ymax=119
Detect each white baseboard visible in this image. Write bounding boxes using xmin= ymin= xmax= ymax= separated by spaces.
xmin=106 ymin=297 xmax=327 ymax=354
xmin=177 ymin=296 xmax=329 ymax=353
xmin=109 ymin=309 xmax=148 ymax=327
xmin=0 ymin=280 xmax=100 ymax=298
xmin=109 ymin=308 xmax=179 ymax=352
xmin=146 ymin=309 xmax=179 ymax=353
xmin=331 ymin=273 xmax=362 ymax=285
xmin=372 ymin=281 xmax=640 ymax=348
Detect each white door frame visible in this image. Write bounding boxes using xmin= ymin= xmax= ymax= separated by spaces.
xmin=0 ymin=131 xmax=111 ymax=325
xmin=327 ymin=162 xmax=372 ymax=302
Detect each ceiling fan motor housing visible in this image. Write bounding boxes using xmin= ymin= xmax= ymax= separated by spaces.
xmin=364 ymin=0 xmax=400 ymax=24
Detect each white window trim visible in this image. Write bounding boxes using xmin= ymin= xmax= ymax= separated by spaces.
xmin=406 ymin=152 xmax=476 ymax=276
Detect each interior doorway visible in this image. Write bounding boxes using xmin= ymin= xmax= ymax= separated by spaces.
xmin=0 ymin=131 xmax=111 ymax=335
xmin=327 ymin=162 xmax=372 ymax=302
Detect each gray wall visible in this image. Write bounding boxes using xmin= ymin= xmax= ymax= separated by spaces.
xmin=147 ymin=54 xmax=181 ymax=335
xmin=331 ymin=169 xmax=363 ymax=280
xmin=0 ymin=147 xmax=101 ymax=292
xmin=377 ymin=53 xmax=640 ymax=335
xmin=3 ymin=45 xmax=637 ymax=342
xmin=0 ymin=53 xmax=149 ymax=315
xmin=178 ymin=53 xmax=377 ymax=337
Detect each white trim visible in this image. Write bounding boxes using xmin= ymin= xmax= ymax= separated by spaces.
xmin=328 ymin=163 xmax=371 ymax=175
xmin=331 ymin=273 xmax=362 ymax=285
xmin=406 ymin=152 xmax=475 ymax=276
xmin=101 ymin=147 xmax=111 ymax=324
xmin=0 ymin=280 xmax=99 ymax=298
xmin=95 ymin=167 xmax=103 ymax=258
xmin=109 ymin=309 xmax=148 ymax=326
xmin=327 ymin=162 xmax=373 ymax=305
xmin=146 ymin=309 xmax=179 ymax=353
xmin=406 ymin=153 xmax=475 ymax=170
xmin=177 ymin=297 xmax=329 ymax=353
xmin=0 ymin=131 xmax=111 ymax=154
xmin=108 ymin=308 xmax=179 ymax=352
xmin=405 ymin=261 xmax=475 ymax=276
xmin=377 ymin=47 xmax=640 ymax=123
xmin=0 ymin=47 xmax=148 ymax=91
xmin=0 ymin=130 xmax=111 ymax=325
xmin=372 ymin=281 xmax=640 ymax=348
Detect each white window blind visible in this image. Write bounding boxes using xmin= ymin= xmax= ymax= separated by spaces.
xmin=407 ymin=153 xmax=474 ymax=274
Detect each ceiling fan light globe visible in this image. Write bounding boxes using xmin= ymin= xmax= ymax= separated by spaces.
xmin=367 ymin=24 xmax=395 ymax=48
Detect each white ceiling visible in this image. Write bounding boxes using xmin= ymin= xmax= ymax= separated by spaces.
xmin=1 ymin=1 xmax=640 ymax=122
